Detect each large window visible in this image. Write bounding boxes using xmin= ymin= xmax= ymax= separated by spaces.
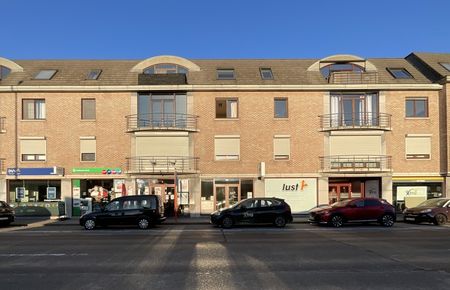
xmin=82 ymin=99 xmax=96 ymax=120
xmin=405 ymin=135 xmax=431 ymax=160
xmin=138 ymin=93 xmax=187 ymax=127
xmin=320 ymin=63 xmax=364 ymax=79
xmin=0 ymin=66 xmax=11 ymax=80
xmin=23 ymin=99 xmax=46 ymax=120
xmin=330 ymin=93 xmax=379 ymax=127
xmin=216 ymin=98 xmax=238 ymax=118
xmin=215 ymin=136 xmax=240 ymax=160
xmin=405 ymin=98 xmax=428 ymax=117
xmin=9 ymin=180 xmax=61 ymax=202
xmin=80 ymin=137 xmax=96 ymax=162
xmin=20 ymin=138 xmax=46 ymax=161
xmin=143 ymin=64 xmax=188 ymax=75
xmin=274 ymin=98 xmax=288 ymax=118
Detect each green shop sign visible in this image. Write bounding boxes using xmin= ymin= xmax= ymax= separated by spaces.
xmin=72 ymin=168 xmax=122 ymax=175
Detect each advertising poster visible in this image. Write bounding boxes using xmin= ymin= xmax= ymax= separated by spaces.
xmin=265 ymin=178 xmax=317 ymax=213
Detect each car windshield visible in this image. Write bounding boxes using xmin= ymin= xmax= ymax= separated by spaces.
xmin=417 ymin=199 xmax=449 ymax=207
xmin=331 ymin=200 xmax=352 ymax=207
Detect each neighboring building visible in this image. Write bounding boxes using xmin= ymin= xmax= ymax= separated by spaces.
xmin=0 ymin=53 xmax=448 ymax=217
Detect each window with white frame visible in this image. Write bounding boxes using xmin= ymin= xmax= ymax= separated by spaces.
xmin=273 ymin=135 xmax=290 ymax=160
xmin=405 ymin=135 xmax=431 ymax=159
xmin=22 ymin=99 xmax=46 ymax=120
xmin=20 ymin=137 xmax=46 ymax=161
xmin=216 ymin=98 xmax=238 ymax=118
xmin=80 ymin=137 xmax=96 ymax=161
xmin=215 ymin=136 xmax=240 ymax=160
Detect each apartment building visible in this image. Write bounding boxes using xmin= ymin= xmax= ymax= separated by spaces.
xmin=0 ymin=53 xmax=448 ymax=217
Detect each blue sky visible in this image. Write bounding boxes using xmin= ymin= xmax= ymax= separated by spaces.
xmin=1 ymin=0 xmax=449 ymax=59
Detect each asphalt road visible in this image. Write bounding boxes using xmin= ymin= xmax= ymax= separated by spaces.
xmin=0 ymin=222 xmax=449 ymax=290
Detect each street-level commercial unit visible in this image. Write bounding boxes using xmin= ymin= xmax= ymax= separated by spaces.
xmin=0 ymin=53 xmax=449 ymax=216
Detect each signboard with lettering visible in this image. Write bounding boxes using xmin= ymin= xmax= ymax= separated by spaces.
xmin=46 ymin=187 xmax=57 ymax=200
xmin=7 ymin=167 xmax=64 ymax=176
xmin=16 ymin=187 xmax=25 ymax=200
xmin=72 ymin=168 xmax=122 ymax=174
xmin=265 ymin=178 xmax=317 ymax=213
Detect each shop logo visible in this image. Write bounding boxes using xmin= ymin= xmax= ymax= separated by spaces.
xmin=282 ymin=180 xmax=308 ymax=191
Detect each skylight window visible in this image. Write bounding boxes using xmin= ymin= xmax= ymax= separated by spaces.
xmin=217 ymin=69 xmax=235 ymax=80
xmin=439 ymin=62 xmax=450 ymax=72
xmin=0 ymin=66 xmax=11 ymax=80
xmin=260 ymin=68 xmax=274 ymax=80
xmin=86 ymin=69 xmax=102 ymax=80
xmin=34 ymin=69 xmax=57 ymax=80
xmin=387 ymin=68 xmax=413 ymax=79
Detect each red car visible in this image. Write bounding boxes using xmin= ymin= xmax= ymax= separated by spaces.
xmin=309 ymin=198 xmax=396 ymax=227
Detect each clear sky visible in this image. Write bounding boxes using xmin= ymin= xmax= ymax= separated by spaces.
xmin=1 ymin=0 xmax=449 ymax=60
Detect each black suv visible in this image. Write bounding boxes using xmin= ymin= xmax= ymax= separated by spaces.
xmin=80 ymin=195 xmax=165 ymax=230
xmin=210 ymin=198 xmax=293 ymax=228
xmin=0 ymin=201 xmax=15 ymax=226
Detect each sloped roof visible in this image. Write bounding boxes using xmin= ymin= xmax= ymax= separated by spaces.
xmin=408 ymin=52 xmax=450 ymax=79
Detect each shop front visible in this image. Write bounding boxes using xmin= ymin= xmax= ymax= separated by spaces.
xmin=392 ymin=176 xmax=444 ymax=212
xmin=327 ymin=177 xmax=381 ymax=204
xmin=264 ymin=178 xmax=317 ymax=213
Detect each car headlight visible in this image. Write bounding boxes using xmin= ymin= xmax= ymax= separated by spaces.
xmin=420 ymin=209 xmax=432 ymax=213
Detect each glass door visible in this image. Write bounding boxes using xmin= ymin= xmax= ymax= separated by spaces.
xmin=329 ymin=183 xmax=353 ymax=204
xmin=215 ymin=184 xmax=240 ymax=210
xmin=215 ymin=186 xmax=226 ymax=210
xmin=341 ymin=96 xmax=365 ymax=126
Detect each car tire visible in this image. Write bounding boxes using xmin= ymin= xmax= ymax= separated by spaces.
xmin=221 ymin=216 xmax=233 ymax=229
xmin=137 ymin=217 xmax=150 ymax=230
xmin=84 ymin=219 xmax=96 ymax=230
xmin=380 ymin=214 xmax=395 ymax=227
xmin=274 ymin=216 xmax=287 ymax=228
xmin=433 ymin=214 xmax=447 ymax=226
xmin=330 ymin=215 xmax=344 ymax=228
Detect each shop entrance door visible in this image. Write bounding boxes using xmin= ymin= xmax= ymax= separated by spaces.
xmin=328 ymin=183 xmax=352 ymax=204
xmin=215 ymin=184 xmax=240 ymax=210
xmin=150 ymin=183 xmax=175 ymax=216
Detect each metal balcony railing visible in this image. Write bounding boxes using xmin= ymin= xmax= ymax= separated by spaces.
xmin=328 ymin=71 xmax=378 ymax=84
xmin=319 ymin=112 xmax=391 ymax=131
xmin=0 ymin=117 xmax=5 ymax=133
xmin=125 ymin=113 xmax=198 ymax=133
xmin=320 ymin=155 xmax=392 ymax=173
xmin=126 ymin=156 xmax=199 ymax=174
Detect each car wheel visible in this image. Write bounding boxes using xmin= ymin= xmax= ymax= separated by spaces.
xmin=433 ymin=214 xmax=447 ymax=226
xmin=380 ymin=214 xmax=395 ymax=227
xmin=221 ymin=216 xmax=233 ymax=229
xmin=137 ymin=217 xmax=150 ymax=230
xmin=84 ymin=219 xmax=96 ymax=230
xmin=330 ymin=215 xmax=344 ymax=228
xmin=274 ymin=216 xmax=287 ymax=228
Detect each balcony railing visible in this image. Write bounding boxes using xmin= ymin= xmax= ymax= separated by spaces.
xmin=319 ymin=112 xmax=391 ymax=131
xmin=126 ymin=156 xmax=199 ymax=174
xmin=126 ymin=113 xmax=199 ymax=133
xmin=0 ymin=117 xmax=5 ymax=133
xmin=328 ymin=71 xmax=378 ymax=84
xmin=320 ymin=155 xmax=392 ymax=173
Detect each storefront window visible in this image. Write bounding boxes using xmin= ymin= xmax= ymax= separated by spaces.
xmin=240 ymin=180 xmax=254 ymax=200
xmin=393 ymin=182 xmax=443 ymax=212
xmin=9 ymin=180 xmax=61 ymax=202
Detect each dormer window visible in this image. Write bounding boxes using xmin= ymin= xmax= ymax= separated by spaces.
xmin=143 ymin=63 xmax=188 ymax=75
xmin=34 ymin=69 xmax=57 ymax=80
xmin=320 ymin=63 xmax=364 ymax=79
xmin=0 ymin=66 xmax=11 ymax=80
xmin=387 ymin=68 xmax=413 ymax=79
xmin=439 ymin=62 xmax=450 ymax=72
xmin=217 ymin=69 xmax=235 ymax=80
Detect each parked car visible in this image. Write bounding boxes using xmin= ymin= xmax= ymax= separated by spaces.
xmin=403 ymin=198 xmax=450 ymax=225
xmin=210 ymin=198 xmax=293 ymax=229
xmin=80 ymin=195 xmax=166 ymax=230
xmin=309 ymin=198 xmax=396 ymax=227
xmin=0 ymin=201 xmax=15 ymax=226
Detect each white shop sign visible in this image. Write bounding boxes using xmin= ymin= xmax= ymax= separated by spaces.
xmin=265 ymin=178 xmax=317 ymax=213
xmin=397 ymin=186 xmax=427 ymax=201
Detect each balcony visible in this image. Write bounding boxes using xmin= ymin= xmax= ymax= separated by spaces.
xmin=126 ymin=156 xmax=199 ymax=174
xmin=138 ymin=73 xmax=187 ymax=85
xmin=320 ymin=155 xmax=392 ymax=173
xmin=126 ymin=113 xmax=199 ymax=133
xmin=0 ymin=117 xmax=5 ymax=133
xmin=319 ymin=113 xmax=391 ymax=131
xmin=328 ymin=71 xmax=378 ymax=84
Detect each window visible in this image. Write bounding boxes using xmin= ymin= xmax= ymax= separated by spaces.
xmin=260 ymin=68 xmax=273 ymax=80
xmin=364 ymin=199 xmax=381 ymax=207
xmin=143 ymin=64 xmax=188 ymax=75
xmin=273 ymin=136 xmax=290 ymax=160
xmin=320 ymin=63 xmax=364 ymax=79
xmin=216 ymin=98 xmax=238 ymax=118
xmin=240 ymin=199 xmax=259 ymax=209
xmin=387 ymin=68 xmax=413 ymax=79
xmin=351 ymin=200 xmax=364 ymax=208
xmin=405 ymin=135 xmax=431 ymax=159
xmin=405 ymin=98 xmax=428 ymax=117
xmin=80 ymin=137 xmax=96 ymax=162
xmin=215 ymin=136 xmax=240 ymax=160
xmin=20 ymin=138 xmax=46 ymax=161
xmin=330 ymin=93 xmax=379 ymax=127
xmin=439 ymin=63 xmax=450 ymax=72
xmin=33 ymin=69 xmax=57 ymax=80
xmin=105 ymin=200 xmax=120 ymax=211
xmin=0 ymin=66 xmax=11 ymax=80
xmin=22 ymin=99 xmax=46 ymax=120
xmin=81 ymin=99 xmax=96 ymax=120
xmin=86 ymin=69 xmax=102 ymax=80
xmin=217 ymin=69 xmax=235 ymax=80
xmin=274 ymin=98 xmax=288 ymax=118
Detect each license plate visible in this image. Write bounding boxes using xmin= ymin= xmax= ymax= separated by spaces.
xmin=405 ymin=217 xmax=415 ymax=221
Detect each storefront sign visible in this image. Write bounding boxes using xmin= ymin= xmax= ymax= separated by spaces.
xmin=7 ymin=167 xmax=64 ymax=176
xmin=46 ymin=187 xmax=57 ymax=200
xmin=397 ymin=186 xmax=427 ymax=201
xmin=265 ymin=178 xmax=317 ymax=213
xmin=72 ymin=167 xmax=122 ymax=174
